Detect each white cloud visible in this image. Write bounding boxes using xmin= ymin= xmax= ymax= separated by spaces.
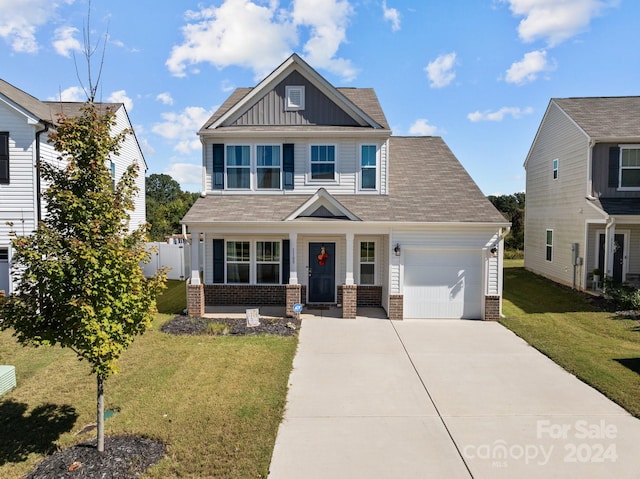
xmin=425 ymin=52 xmax=457 ymax=88
xmin=156 ymin=92 xmax=174 ymax=105
xmin=505 ymin=49 xmax=554 ymax=84
xmin=152 ymin=106 xmax=213 ymax=155
xmin=47 ymin=85 xmax=86 ymax=102
xmin=382 ymin=0 xmax=401 ymax=31
xmin=164 ymin=162 xmax=203 ymax=190
xmin=108 ymin=90 xmax=133 ymax=111
xmin=408 ymin=119 xmax=438 ymax=136
xmin=166 ymin=0 xmax=357 ymax=82
xmin=501 ymin=0 xmax=618 ymax=47
xmin=52 ymin=26 xmax=82 ymax=57
xmin=166 ymin=0 xmax=296 ymax=80
xmin=467 ymin=106 xmax=534 ymax=122
xmin=292 ymin=0 xmax=357 ymax=81
xmin=0 ymin=0 xmax=71 ymax=53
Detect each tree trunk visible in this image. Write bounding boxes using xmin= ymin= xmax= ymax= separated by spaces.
xmin=97 ymin=375 xmax=105 ymax=453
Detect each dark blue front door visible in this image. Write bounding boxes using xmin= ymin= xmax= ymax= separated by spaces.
xmin=308 ymin=242 xmax=335 ymax=303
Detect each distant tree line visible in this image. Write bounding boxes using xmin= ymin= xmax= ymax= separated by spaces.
xmin=488 ymin=192 xmax=524 ymax=251
xmin=146 ymin=174 xmax=199 ymax=241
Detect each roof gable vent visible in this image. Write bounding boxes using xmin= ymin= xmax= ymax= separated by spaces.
xmin=286 ymin=85 xmax=305 ymax=111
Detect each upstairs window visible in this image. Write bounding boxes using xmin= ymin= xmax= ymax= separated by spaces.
xmin=257 ymin=145 xmax=281 ymax=189
xmin=285 ymin=86 xmax=305 ymax=111
xmin=552 ymin=158 xmax=558 ymax=180
xmin=310 ymin=145 xmax=335 ymax=181
xmin=361 ymin=145 xmax=377 ymax=189
xmin=360 ymin=241 xmax=375 ymax=285
xmin=226 ymin=241 xmax=250 ymax=283
xmin=0 ymin=132 xmax=9 ymax=184
xmin=226 ymin=145 xmax=251 ymax=189
xmin=546 ymin=230 xmax=553 ymax=262
xmin=620 ymin=147 xmax=640 ymax=188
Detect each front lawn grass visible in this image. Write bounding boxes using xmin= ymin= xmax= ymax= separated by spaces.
xmin=0 ymin=314 xmax=297 ymax=478
xmin=156 ymin=279 xmax=187 ymax=314
xmin=500 ymin=263 xmax=640 ymax=417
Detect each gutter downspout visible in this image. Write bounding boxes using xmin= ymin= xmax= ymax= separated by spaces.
xmin=496 ymin=225 xmax=511 ymax=318
xmin=34 ymin=121 xmax=49 ymax=224
xmin=604 ymin=216 xmax=616 ymax=281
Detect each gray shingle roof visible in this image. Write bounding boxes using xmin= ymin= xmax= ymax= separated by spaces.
xmin=0 ymin=78 xmax=120 ymax=125
xmin=182 ymin=136 xmax=507 ymax=225
xmin=554 ymin=97 xmax=640 ymax=139
xmin=596 ymin=197 xmax=640 ymax=216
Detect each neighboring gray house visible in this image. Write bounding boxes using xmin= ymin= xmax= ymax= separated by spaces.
xmin=0 ymin=79 xmax=147 ymax=294
xmin=524 ymin=97 xmax=640 ymax=290
xmin=182 ymin=54 xmax=509 ymax=320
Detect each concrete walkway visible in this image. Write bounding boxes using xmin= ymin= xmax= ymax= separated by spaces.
xmin=268 ymin=316 xmax=640 ymax=479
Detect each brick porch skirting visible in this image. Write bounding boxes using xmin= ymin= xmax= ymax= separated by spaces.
xmin=484 ymin=295 xmax=501 ymax=321
xmin=205 ymin=285 xmax=286 ymax=306
xmin=336 ymin=285 xmax=383 ymax=307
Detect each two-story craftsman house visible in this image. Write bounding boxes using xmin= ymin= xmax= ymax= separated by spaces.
xmin=525 ymin=97 xmax=640 ymax=290
xmin=0 ymin=79 xmax=146 ymax=294
xmin=182 ymin=54 xmax=509 ymax=320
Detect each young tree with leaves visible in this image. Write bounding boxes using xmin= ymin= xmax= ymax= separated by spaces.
xmin=0 ymin=102 xmax=166 ymax=453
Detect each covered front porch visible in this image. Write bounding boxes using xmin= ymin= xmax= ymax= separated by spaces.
xmin=186 ymin=228 xmax=396 ymax=320
xmin=585 ymin=219 xmax=640 ymax=289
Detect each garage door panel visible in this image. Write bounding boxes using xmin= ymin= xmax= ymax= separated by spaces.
xmin=404 ymin=250 xmax=482 ymax=319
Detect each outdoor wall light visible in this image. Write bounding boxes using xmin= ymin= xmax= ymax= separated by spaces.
xmin=490 ymin=246 xmax=498 ymax=257
xmin=394 ymin=243 xmax=401 ymax=256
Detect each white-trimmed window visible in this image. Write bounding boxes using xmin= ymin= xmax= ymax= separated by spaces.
xmin=227 ymin=241 xmax=250 ymax=283
xmin=546 ymin=230 xmax=553 ymax=262
xmin=256 ymin=241 xmax=280 ymax=284
xmin=620 ymin=146 xmax=640 ymax=188
xmin=361 ymin=145 xmax=377 ymax=189
xmin=552 ymin=158 xmax=558 ymax=180
xmin=310 ymin=145 xmax=336 ymax=181
xmin=285 ymin=85 xmax=305 ymax=111
xmin=256 ymin=145 xmax=281 ymax=189
xmin=359 ymin=241 xmax=375 ymax=285
xmin=226 ymin=145 xmax=251 ymax=189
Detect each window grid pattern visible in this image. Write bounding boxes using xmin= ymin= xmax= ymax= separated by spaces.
xmin=256 ymin=241 xmax=280 ymax=284
xmin=360 ymin=241 xmax=375 ymax=285
xmin=546 ymin=230 xmax=553 ymax=262
xmin=621 ymin=148 xmax=640 ymax=188
xmin=361 ymin=145 xmax=376 ymax=189
xmin=226 ymin=145 xmax=251 ymax=189
xmin=257 ymin=145 xmax=281 ymax=189
xmin=227 ymin=241 xmax=250 ymax=283
xmin=310 ymin=145 xmax=335 ymax=180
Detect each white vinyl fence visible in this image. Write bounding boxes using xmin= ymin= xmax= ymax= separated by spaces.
xmin=142 ymin=241 xmax=202 ymax=281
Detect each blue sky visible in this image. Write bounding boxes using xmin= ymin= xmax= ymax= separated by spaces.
xmin=1 ymin=0 xmax=638 ymax=195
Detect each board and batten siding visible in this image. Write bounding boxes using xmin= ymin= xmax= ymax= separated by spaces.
xmin=203 ymin=137 xmax=388 ymax=195
xmin=525 ymin=102 xmax=596 ymax=288
xmin=232 ymin=71 xmax=360 ymax=127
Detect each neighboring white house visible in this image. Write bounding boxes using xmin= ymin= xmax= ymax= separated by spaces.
xmin=0 ymin=79 xmax=147 ymax=294
xmin=524 ymin=97 xmax=640 ymax=290
xmin=181 ymin=54 xmax=509 ymax=320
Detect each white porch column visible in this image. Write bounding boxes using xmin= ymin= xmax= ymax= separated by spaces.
xmin=345 ymin=232 xmax=355 ymax=285
xmin=289 ymin=232 xmax=298 ymax=285
xmin=605 ymin=220 xmax=616 ymax=279
xmin=190 ymin=230 xmax=201 ymax=285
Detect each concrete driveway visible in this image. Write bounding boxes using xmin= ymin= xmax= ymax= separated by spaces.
xmin=267 ymin=316 xmax=640 ymax=479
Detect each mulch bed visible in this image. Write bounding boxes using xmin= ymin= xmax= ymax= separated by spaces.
xmin=160 ymin=314 xmax=301 ymax=336
xmin=25 ymin=436 xmax=165 ymax=479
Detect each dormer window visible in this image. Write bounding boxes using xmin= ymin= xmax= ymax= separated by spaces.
xmin=285 ymin=86 xmax=305 ymax=111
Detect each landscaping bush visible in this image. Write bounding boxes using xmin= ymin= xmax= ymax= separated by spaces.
xmin=602 ymin=276 xmax=640 ymax=311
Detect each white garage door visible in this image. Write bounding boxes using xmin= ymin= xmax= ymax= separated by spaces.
xmin=404 ymin=249 xmax=483 ymax=319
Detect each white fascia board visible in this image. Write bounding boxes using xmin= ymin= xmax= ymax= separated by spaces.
xmin=200 ymin=128 xmax=391 ymax=140
xmin=0 ymin=94 xmax=41 ymax=125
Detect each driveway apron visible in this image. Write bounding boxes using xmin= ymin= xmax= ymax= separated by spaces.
xmin=267 ymin=317 xmax=640 ymax=479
